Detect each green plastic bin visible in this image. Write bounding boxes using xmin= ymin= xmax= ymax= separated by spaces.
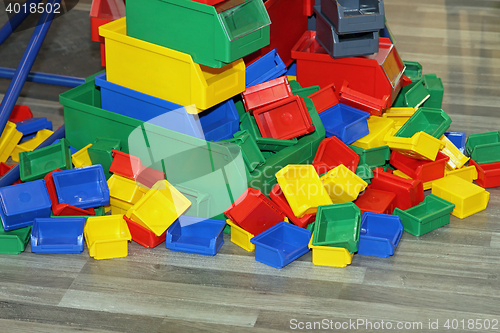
xmin=0 ymin=223 xmax=31 ymax=255
xmin=395 ymin=107 xmax=452 ymax=139
xmin=60 ymin=78 xmax=248 ymax=219
xmin=465 ymin=131 xmax=500 ymax=164
xmin=220 ymin=130 xmax=266 ymax=173
xmin=402 ymin=60 xmax=423 ymax=82
xmin=88 ymin=138 xmax=121 ymax=179
xmin=355 ymin=164 xmax=374 ymax=184
xmin=349 ymin=145 xmax=391 ymax=169
xmin=19 ymin=139 xmax=72 ymax=182
xmin=125 ymin=0 xmax=271 ymax=68
xmin=403 ymin=78 xmax=430 ymax=108
xmin=238 ymin=114 xmax=298 ymax=152
xmin=393 ymin=194 xmax=455 ymax=236
xmin=422 ymin=74 xmax=444 ymax=109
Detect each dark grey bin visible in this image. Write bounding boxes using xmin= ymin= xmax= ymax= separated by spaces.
xmin=320 ymin=0 xmax=385 ymax=35
xmin=314 ymin=6 xmax=379 ymax=58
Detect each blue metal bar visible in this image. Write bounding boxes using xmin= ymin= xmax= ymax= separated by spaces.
xmin=0 ymin=67 xmax=85 ymax=88
xmin=0 ymin=0 xmax=62 ymax=135
xmin=0 ymin=125 xmax=65 ymax=187
xmin=0 ymin=0 xmax=43 ymax=46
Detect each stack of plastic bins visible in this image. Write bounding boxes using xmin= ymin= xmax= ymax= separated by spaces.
xmin=465 ymin=131 xmax=500 ymax=165
xmin=165 ymin=216 xmax=226 ymax=256
xmin=291 ymin=32 xmax=404 ymax=104
xmin=393 ymin=194 xmax=455 ymax=236
xmin=242 ymin=77 xmax=293 ymax=114
xmin=84 ymin=215 xmax=132 ymax=260
xmin=358 ymin=212 xmax=403 ymax=257
xmin=30 ymin=218 xmax=86 ymax=254
xmin=250 ymin=222 xmax=312 ymax=269
xmin=107 ymin=174 xmax=148 ymax=216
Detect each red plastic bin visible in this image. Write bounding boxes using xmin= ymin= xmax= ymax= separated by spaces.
xmin=470 ymin=159 xmax=500 ymax=188
xmin=269 ymin=184 xmax=315 ymax=228
xmin=243 ymin=0 xmax=310 ymax=67
xmin=242 ymin=77 xmax=293 ymax=114
xmin=354 ymin=187 xmax=397 ymax=215
xmin=0 ymin=162 xmax=21 ymax=185
xmin=291 ymin=31 xmax=404 ymax=104
xmin=312 ymin=136 xmax=360 ymax=175
xmin=307 ymin=83 xmax=339 ymax=113
xmin=8 ymin=105 xmax=33 ymax=123
xmin=109 ymin=150 xmax=165 ymax=188
xmin=124 ymin=215 xmax=166 ymax=248
xmin=44 ymin=170 xmax=96 ymax=216
xmin=339 ymin=81 xmax=390 ymax=117
xmin=390 ymin=151 xmax=449 ymax=183
xmin=224 ymin=188 xmax=287 ymax=236
xmin=370 ymin=168 xmax=424 ymax=211
xmin=253 ymin=95 xmax=315 ymax=140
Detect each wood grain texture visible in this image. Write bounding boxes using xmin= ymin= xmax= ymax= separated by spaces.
xmin=1 ymin=0 xmax=500 ymax=332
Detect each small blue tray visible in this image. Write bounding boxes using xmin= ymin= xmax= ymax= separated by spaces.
xmin=31 ymin=217 xmax=86 ymax=254
xmin=250 ymin=221 xmax=311 ymax=269
xmin=199 ymin=99 xmax=239 ymax=142
xmin=15 ymin=117 xmax=53 ymax=136
xmin=52 ymin=165 xmax=110 ymax=209
xmin=358 ymin=212 xmax=403 ymax=257
xmin=246 ymin=48 xmax=287 ymax=88
xmin=319 ymin=103 xmax=370 ymax=144
xmin=444 ymin=131 xmax=466 ymax=153
xmin=0 ymin=179 xmax=52 ymax=231
xmin=165 ymin=216 xmax=226 ymax=256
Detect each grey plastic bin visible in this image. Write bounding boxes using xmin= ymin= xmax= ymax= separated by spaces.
xmin=320 ymin=0 xmax=385 ymax=35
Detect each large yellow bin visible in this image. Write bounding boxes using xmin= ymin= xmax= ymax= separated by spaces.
xmin=99 ymin=17 xmax=246 ymax=113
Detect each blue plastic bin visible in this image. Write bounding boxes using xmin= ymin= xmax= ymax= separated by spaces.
xmin=95 ymin=73 xmax=204 ymax=139
xmin=250 ymin=221 xmax=312 ymax=269
xmin=52 ymin=165 xmax=110 ymax=209
xmin=319 ymin=103 xmax=370 ymax=144
xmin=199 ymin=99 xmax=239 ymax=141
xmin=246 ymin=49 xmax=287 ymax=88
xmin=444 ymin=131 xmax=467 ymax=153
xmin=286 ymin=62 xmax=297 ymax=76
xmin=0 ymin=180 xmax=52 ymax=231
xmin=165 ymin=216 xmax=226 ymax=256
xmin=15 ymin=117 xmax=53 ymax=136
xmin=30 ymin=217 xmax=86 ymax=254
xmin=358 ymin=212 xmax=403 ymax=257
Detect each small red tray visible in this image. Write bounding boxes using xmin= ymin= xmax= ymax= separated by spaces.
xmin=0 ymin=162 xmax=21 ymax=185
xmin=390 ymin=151 xmax=449 ymax=183
xmin=339 ymin=81 xmax=390 ymax=117
xmin=242 ymin=76 xmax=293 ymax=114
xmin=110 ymin=150 xmax=165 ymax=188
xmin=307 ymin=83 xmax=339 ymax=113
xmin=269 ymin=183 xmax=315 ymax=228
xmin=370 ymin=168 xmax=424 ymax=210
xmin=124 ymin=215 xmax=166 ymax=248
xmin=312 ymin=136 xmax=360 ymax=175
xmin=8 ymin=105 xmax=33 ymax=123
xmin=470 ymin=159 xmax=500 ymax=188
xmin=354 ymin=187 xmax=396 ymax=215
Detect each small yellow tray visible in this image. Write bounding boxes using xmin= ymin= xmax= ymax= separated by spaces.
xmin=384 ymin=129 xmax=444 ymax=161
xmin=11 ymin=129 xmax=54 ymax=162
xmin=107 ymin=174 xmax=148 ymax=204
xmin=351 ymin=116 xmax=394 ymax=149
xmin=84 ymin=215 xmax=131 ymax=260
xmin=226 ymin=219 xmax=255 ymax=252
xmin=72 ymin=144 xmax=93 ymax=168
xmin=439 ymin=135 xmax=469 ymax=170
xmin=321 ymin=164 xmax=367 ymax=203
xmin=445 ymin=165 xmax=477 ymax=182
xmin=308 ymin=236 xmax=353 ymax=268
xmin=0 ymin=122 xmax=22 ymax=163
xmin=382 ymin=107 xmax=416 ymax=130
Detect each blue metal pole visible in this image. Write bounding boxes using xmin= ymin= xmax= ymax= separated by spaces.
xmin=0 ymin=0 xmax=62 ymax=134
xmin=0 ymin=125 xmax=65 ymax=187
xmin=0 ymin=67 xmax=85 ymax=88
xmin=0 ymin=0 xmax=43 ymax=46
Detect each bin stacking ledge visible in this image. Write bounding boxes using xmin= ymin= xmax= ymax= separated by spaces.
xmin=125 ymin=0 xmax=271 ymax=69
xmin=60 ymin=77 xmax=248 ymax=220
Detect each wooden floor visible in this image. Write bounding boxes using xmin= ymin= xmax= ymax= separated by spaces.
xmin=1 ymin=0 xmax=500 ymax=332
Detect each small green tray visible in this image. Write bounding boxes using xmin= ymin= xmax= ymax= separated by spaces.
xmin=88 ymin=138 xmax=121 ymax=180
xmin=395 ymin=107 xmax=451 ymax=139
xmin=402 ymin=60 xmax=423 ymax=82
xmin=220 ymin=130 xmax=266 ymax=173
xmin=403 ymin=78 xmax=430 ymax=108
xmin=422 ymin=74 xmax=444 ymax=109
xmin=355 ymin=164 xmax=374 ymax=184
xmin=465 ymin=131 xmax=500 ymax=164
xmin=349 ymin=145 xmax=391 ymax=169
xmin=0 ymin=223 xmax=31 ymax=255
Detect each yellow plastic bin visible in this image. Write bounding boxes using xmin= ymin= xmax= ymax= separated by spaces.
xmin=0 ymin=122 xmax=22 ymax=163
xmin=99 ymin=18 xmax=246 ymax=113
xmin=384 ymin=129 xmax=444 ymax=161
xmin=110 ymin=197 xmax=133 ymax=215
xmin=431 ymin=175 xmax=489 ymax=219
xmin=439 ymin=135 xmax=469 ymax=170
xmin=72 ymin=144 xmax=93 ymax=168
xmin=351 ymin=116 xmax=395 ymax=149
xmin=445 ymin=165 xmax=477 ymax=182
xmin=107 ymin=174 xmax=147 ymax=204
xmin=84 ymin=215 xmax=132 ymax=260
xmin=381 ymin=107 xmax=416 ymax=130
xmin=321 ymin=164 xmax=367 ymax=203
xmin=126 ymin=180 xmax=191 ymax=236
xmin=308 ymin=236 xmax=353 ymax=268
xmin=226 ymin=219 xmax=255 ymax=252
xmin=11 ymin=129 xmax=54 ymax=162
xmin=275 ymin=165 xmax=333 ymax=218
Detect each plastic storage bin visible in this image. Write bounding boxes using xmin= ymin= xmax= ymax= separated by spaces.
xmin=254 ymin=95 xmax=315 ymax=140
xmin=351 ymin=116 xmax=394 ymax=149
xmin=72 ymin=144 xmax=93 ymax=168
xmin=402 ymin=78 xmax=430 ymax=108
xmin=224 ymin=188 xmax=287 ymax=236
xmin=124 ymin=215 xmax=166 ymax=248
xmin=107 ymin=174 xmax=147 ymax=204
xmin=165 ymin=216 xmax=226 ymax=256
xmin=319 ymin=103 xmax=370 ymax=144
xmin=11 ymin=129 xmax=54 ymax=163
xmin=225 ymin=219 xmax=255 ymax=252
xmin=0 ymin=122 xmax=22 ymax=163
xmin=312 ymin=203 xmax=361 ymax=252
xmin=402 ymin=61 xmax=422 ymax=82
xmin=439 ymin=135 xmax=469 ymax=170
xmin=238 ymin=115 xmax=299 ymax=152
xmin=390 ymin=151 xmax=449 ymax=183
xmin=52 ymin=165 xmax=110 ymax=209
xmin=19 ymin=138 xmax=72 ymax=182
xmin=84 ymin=215 xmax=132 ymax=260
xmin=199 ymin=99 xmax=239 ymax=141
xmin=308 ymin=236 xmax=353 ymax=267
xmin=465 ymin=131 xmax=500 ymax=165
xmin=321 ymin=164 xmax=367 ymax=203
xmin=445 ymin=165 xmax=478 ymax=183
xmin=9 ymin=104 xmax=33 ymax=123
xmin=349 ymin=145 xmax=390 ymax=169
xmin=431 ymin=175 xmax=490 ymax=219
xmin=30 ymin=217 xmax=86 ymax=254
xmin=0 ymin=223 xmax=31 ymax=255
xmin=370 ymin=169 xmax=424 ymax=211
xmin=307 ymin=83 xmax=339 ymax=113
xmin=354 ymin=187 xmax=396 ymax=215
xmin=269 ymin=184 xmax=316 ymax=229
xmin=339 ymin=82 xmax=390 ymax=117
xmin=470 ymin=159 xmax=500 ymax=188
xmin=384 ymin=129 xmax=445 ymax=161
xmin=0 ymin=180 xmax=52 ymax=231
xmin=15 ymin=117 xmax=52 ymax=136
xmin=381 ymin=107 xmax=416 ymax=130
xmin=313 ymin=136 xmax=360 ymax=175
xmin=108 ymin=150 xmax=165 ymax=189
xmin=100 ymin=18 xmax=246 ymax=112
xmin=250 ymin=221 xmax=311 ymax=269
xmin=320 ymin=0 xmax=385 ymax=34
xmin=276 ymin=165 xmax=333 ymax=218
xmin=393 ymin=194 xmax=455 ymax=236
xmin=246 ymin=49 xmax=287 ymax=87
xmin=358 ymin=212 xmax=403 ymax=257
xmin=126 ymin=0 xmax=271 ymax=69
xmin=220 ymin=131 xmax=266 ymax=173
xmin=422 ymin=74 xmax=444 ymax=109
xmin=95 ymin=73 xmax=204 ymax=139
xmin=314 ymin=6 xmax=379 ymax=59
xmin=0 ymin=162 xmax=20 ymax=185
xmin=395 ymin=107 xmax=451 ymax=139
xmin=445 ymin=131 xmax=466 ymax=153
xmin=88 ymin=137 xmax=121 ymax=179
xmin=242 ymin=76 xmax=293 ymax=113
